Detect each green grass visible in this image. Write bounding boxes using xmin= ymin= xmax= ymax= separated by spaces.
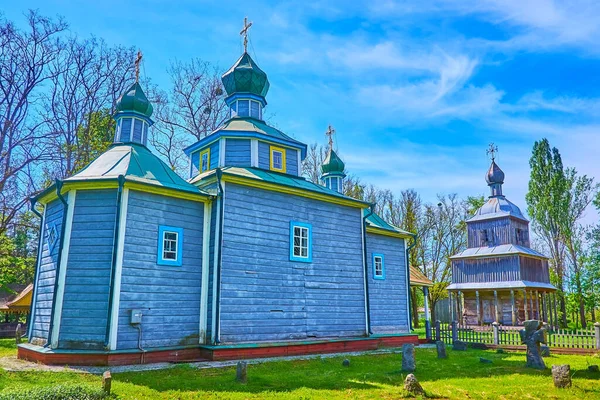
xmin=1 ymin=342 xmax=600 ymax=399
xmin=0 ymin=339 xmax=16 ymax=358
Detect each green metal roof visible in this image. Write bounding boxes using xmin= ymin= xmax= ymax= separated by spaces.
xmin=65 ymin=144 xmax=207 ymax=195
xmin=364 ymin=209 xmax=413 ymax=237
xmin=191 ymin=166 xmax=368 ymax=207
xmin=115 ymin=82 xmax=153 ymax=118
xmin=321 ymin=149 xmax=345 ymax=175
xmin=221 ymin=52 xmax=270 ymax=98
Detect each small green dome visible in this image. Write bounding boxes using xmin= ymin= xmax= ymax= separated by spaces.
xmin=321 ymin=149 xmax=345 ymax=175
xmin=221 ymin=52 xmax=270 ymax=98
xmin=115 ymin=82 xmax=153 ymax=118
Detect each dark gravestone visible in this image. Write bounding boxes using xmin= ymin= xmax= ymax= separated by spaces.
xmin=342 ymin=359 xmax=350 ymax=367
xmin=552 ymin=365 xmax=571 ymax=388
xmin=401 ymin=343 xmax=416 ymax=372
xmin=479 ymin=357 xmax=493 ymax=364
xmin=540 ymin=345 xmax=550 ymax=357
xmin=496 ymin=348 xmax=506 ymax=354
xmin=236 ymin=361 xmax=247 ymax=383
xmin=404 ymin=374 xmax=425 ymax=396
xmin=15 ymin=324 xmax=22 ymax=345
xmin=519 ymin=320 xmax=547 ymax=369
xmin=452 ymin=340 xmax=467 ymax=351
xmin=588 ymin=365 xmax=599 ymax=373
xmin=102 ymin=371 xmax=112 ymax=395
xmin=436 ymin=341 xmax=447 ymax=359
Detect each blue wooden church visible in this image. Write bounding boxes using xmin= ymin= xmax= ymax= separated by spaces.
xmin=20 ymin=38 xmax=416 ymax=365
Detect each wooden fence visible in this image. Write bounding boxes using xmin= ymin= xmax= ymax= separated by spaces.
xmin=434 ymin=321 xmax=600 ymax=351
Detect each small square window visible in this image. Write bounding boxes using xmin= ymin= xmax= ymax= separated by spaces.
xmin=47 ymin=223 xmax=58 ymax=252
xmin=270 ymin=145 xmax=286 ymax=173
xmin=237 ymin=100 xmax=250 ymax=116
xmin=200 ymin=149 xmax=210 ymax=173
xmin=290 ymin=221 xmax=312 ymax=262
xmin=250 ymin=101 xmax=261 ymax=119
xmin=158 ymin=226 xmax=183 ymax=266
xmin=373 ymin=254 xmax=385 ymax=280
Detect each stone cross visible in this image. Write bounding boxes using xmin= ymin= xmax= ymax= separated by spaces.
xmin=519 ymin=320 xmax=547 ymax=369
xmin=240 ymin=17 xmax=253 ymax=53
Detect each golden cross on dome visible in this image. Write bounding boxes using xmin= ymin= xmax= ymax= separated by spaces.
xmin=135 ymin=50 xmax=143 ymax=83
xmin=325 ymin=125 xmax=335 ymax=149
xmin=240 ymin=17 xmax=253 ymax=53
xmin=486 ymin=142 xmax=498 ymax=162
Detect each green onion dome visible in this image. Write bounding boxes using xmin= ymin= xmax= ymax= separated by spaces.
xmin=221 ymin=52 xmax=270 ymax=98
xmin=115 ymin=82 xmax=153 ymax=118
xmin=321 ymin=149 xmax=345 ymax=175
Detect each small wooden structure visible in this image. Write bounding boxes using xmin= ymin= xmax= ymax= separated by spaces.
xmin=448 ymin=156 xmax=556 ymax=327
xmin=409 ymin=266 xmax=433 ymax=338
xmin=0 ymin=284 xmax=32 ymax=338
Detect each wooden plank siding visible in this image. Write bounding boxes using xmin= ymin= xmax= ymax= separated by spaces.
xmin=58 ymin=189 xmax=117 ymax=349
xmin=365 ymin=233 xmax=409 ymax=333
xmin=467 ymin=218 xmax=530 ymax=248
xmin=206 ymin=198 xmax=218 ymax=343
xmin=209 ymin=140 xmax=219 ymax=169
xmin=31 ymin=198 xmax=65 ymax=343
xmin=218 ymin=183 xmax=366 ymax=343
xmin=520 ymin=256 xmax=551 ymax=283
xmin=257 ymin=141 xmax=270 ymax=170
xmin=452 ymin=256 xmax=520 ymax=283
xmin=286 ymin=148 xmax=298 ymax=176
xmin=224 ymin=139 xmax=251 ymax=167
xmin=257 ymin=141 xmax=299 ymax=175
xmin=116 ymin=190 xmax=205 ymax=350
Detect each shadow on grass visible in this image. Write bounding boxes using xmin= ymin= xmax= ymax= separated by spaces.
xmin=110 ymin=348 xmax=600 ymax=395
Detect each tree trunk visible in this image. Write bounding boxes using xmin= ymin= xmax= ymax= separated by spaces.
xmin=411 ymin=287 xmax=420 ymax=328
xmin=430 ymin=299 xmax=437 ymax=323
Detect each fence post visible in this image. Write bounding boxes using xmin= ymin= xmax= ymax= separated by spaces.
xmin=435 ymin=320 xmax=441 ymax=341
xmin=451 ymin=320 xmax=458 ymax=342
xmin=492 ymin=322 xmax=499 ymax=346
xmin=595 ymin=322 xmax=600 ymax=350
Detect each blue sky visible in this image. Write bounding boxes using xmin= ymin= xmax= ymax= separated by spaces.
xmin=5 ymin=1 xmax=600 ymax=220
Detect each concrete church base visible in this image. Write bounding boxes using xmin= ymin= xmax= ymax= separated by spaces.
xmin=18 ymin=334 xmax=419 ymax=366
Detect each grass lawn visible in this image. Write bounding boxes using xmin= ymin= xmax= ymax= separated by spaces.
xmin=1 ymin=340 xmax=599 ymax=399
xmin=0 ymin=339 xmax=16 ymax=358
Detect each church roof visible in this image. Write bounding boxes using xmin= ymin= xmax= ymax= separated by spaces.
xmin=115 ymin=82 xmax=153 ymax=118
xmin=0 ymin=284 xmax=32 ymax=313
xmin=485 ymin=160 xmax=505 ymax=185
xmin=64 ymin=144 xmax=208 ymax=196
xmin=468 ymin=196 xmax=528 ymax=222
xmin=221 ymin=52 xmax=270 ymax=98
xmin=190 ymin=166 xmax=368 ymax=207
xmin=184 ymin=117 xmax=307 ymax=157
xmin=450 ymin=243 xmax=547 ymax=260
xmin=364 ymin=210 xmax=413 ymax=238
xmin=321 ymin=149 xmax=345 ymax=175
xmin=447 ymin=281 xmax=556 ymax=291
xmin=410 ymin=266 xmax=433 ymax=287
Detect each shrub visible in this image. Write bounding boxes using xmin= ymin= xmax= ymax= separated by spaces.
xmin=0 ymin=383 xmax=111 ymax=400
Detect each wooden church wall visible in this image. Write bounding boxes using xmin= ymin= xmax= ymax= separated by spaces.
xmin=218 ymin=183 xmax=365 ymax=343
xmin=257 ymin=141 xmax=300 ymax=175
xmin=520 ymin=256 xmax=551 ymax=283
xmin=224 ymin=139 xmax=251 ymax=167
xmin=286 ymin=148 xmax=298 ymax=175
xmin=58 ymin=189 xmax=117 ymax=350
xmin=206 ymin=199 xmax=218 ymax=343
xmin=258 ymin=141 xmax=270 ymax=170
xmin=467 ymin=218 xmax=529 ymax=248
xmin=30 ymin=198 xmax=65 ymax=344
xmin=209 ymin=140 xmax=220 ymax=170
xmin=365 ymin=233 xmax=409 ymax=333
xmin=452 ymin=256 xmax=520 ymax=284
xmin=116 ymin=190 xmax=205 ymax=350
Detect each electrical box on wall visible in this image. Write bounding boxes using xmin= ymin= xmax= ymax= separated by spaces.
xmin=130 ymin=309 xmax=142 ymax=325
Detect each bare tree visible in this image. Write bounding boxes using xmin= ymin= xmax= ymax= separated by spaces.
xmin=0 ymin=11 xmax=67 ymax=232
xmin=302 ymin=142 xmax=327 ymax=184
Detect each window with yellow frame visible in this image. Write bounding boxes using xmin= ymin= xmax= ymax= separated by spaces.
xmin=200 ymin=149 xmax=210 ymax=173
xmin=269 ymin=145 xmax=286 ymax=173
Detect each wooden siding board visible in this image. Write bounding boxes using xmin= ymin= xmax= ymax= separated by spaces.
xmin=258 ymin=141 xmax=270 ymax=169
xmin=210 ymin=141 xmax=220 ymax=170
xmin=31 ymin=198 xmax=64 ymax=342
xmin=219 ymin=183 xmax=366 ymax=343
xmin=286 ymin=149 xmax=298 ymax=176
xmin=366 ymin=233 xmax=409 ymax=333
xmin=224 ymin=139 xmax=251 ymax=167
xmin=452 ymin=256 xmax=520 ymax=284
xmin=117 ymin=190 xmax=205 ymax=350
xmin=59 ymin=189 xmax=117 ymax=348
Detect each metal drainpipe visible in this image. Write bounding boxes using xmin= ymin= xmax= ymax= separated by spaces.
xmin=104 ymin=175 xmax=126 ymax=348
xmin=213 ymin=169 xmax=225 ymax=344
xmin=362 ymin=203 xmax=375 ymax=335
xmin=26 ymin=198 xmax=44 ymax=340
xmin=46 ymin=180 xmax=68 ymax=348
xmin=406 ymin=233 xmax=417 ymax=331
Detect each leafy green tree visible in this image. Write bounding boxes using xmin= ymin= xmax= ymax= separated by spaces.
xmin=71 ymin=109 xmax=115 ymax=173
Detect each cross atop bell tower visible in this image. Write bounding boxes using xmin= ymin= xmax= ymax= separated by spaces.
xmin=134 ymin=50 xmax=142 ymax=83
xmin=240 ymin=17 xmax=253 ymax=53
xmin=325 ymin=125 xmax=335 ymax=150
xmin=486 ymin=142 xmax=498 ymax=162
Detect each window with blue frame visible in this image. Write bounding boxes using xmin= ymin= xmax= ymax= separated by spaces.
xmin=290 ymin=221 xmax=312 ymax=262
xmin=237 ymin=100 xmax=250 ymax=116
xmin=200 ymin=149 xmax=210 ymax=173
xmin=157 ymin=226 xmax=184 ymax=266
xmin=373 ymin=253 xmax=385 ymax=279
xmin=250 ymin=101 xmax=261 ymax=119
